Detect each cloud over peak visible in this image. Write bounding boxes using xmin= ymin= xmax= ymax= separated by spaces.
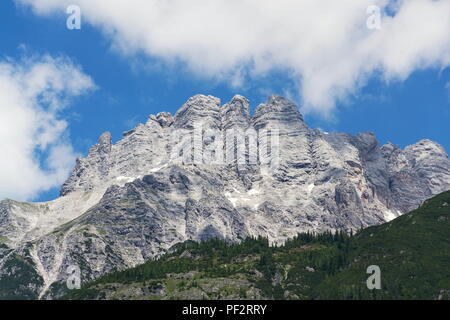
xmin=0 ymin=54 xmax=95 ymax=201
xmin=17 ymin=0 xmax=450 ymax=114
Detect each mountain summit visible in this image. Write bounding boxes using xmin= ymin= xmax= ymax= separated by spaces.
xmin=1 ymin=94 xmax=450 ymax=299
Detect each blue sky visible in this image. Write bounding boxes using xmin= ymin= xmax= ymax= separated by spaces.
xmin=1 ymin=0 xmax=449 ymax=202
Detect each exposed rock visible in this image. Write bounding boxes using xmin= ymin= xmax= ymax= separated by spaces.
xmin=149 ymin=112 xmax=174 ymax=128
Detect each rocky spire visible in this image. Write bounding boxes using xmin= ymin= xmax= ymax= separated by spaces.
xmin=173 ymin=94 xmax=221 ymax=130
xmin=405 ymin=139 xmax=448 ymax=159
xmin=221 ymin=95 xmax=251 ymax=130
xmin=252 ymin=95 xmax=306 ymax=130
xmin=148 ymin=112 xmax=174 ymax=128
xmin=90 ymin=132 xmax=112 ymax=155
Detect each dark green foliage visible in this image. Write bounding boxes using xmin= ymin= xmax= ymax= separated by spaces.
xmin=316 ymin=190 xmax=450 ymax=300
xmin=0 ymin=249 xmax=44 ymax=300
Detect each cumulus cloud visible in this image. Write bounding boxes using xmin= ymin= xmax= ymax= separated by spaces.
xmin=0 ymin=55 xmax=95 ymax=201
xmin=17 ymin=0 xmax=450 ymax=113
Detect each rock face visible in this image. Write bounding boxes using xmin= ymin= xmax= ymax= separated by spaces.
xmin=1 ymin=94 xmax=450 ymax=299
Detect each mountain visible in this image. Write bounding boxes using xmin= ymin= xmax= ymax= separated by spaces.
xmin=64 ymin=191 xmax=450 ymax=300
xmin=1 ymin=94 xmax=450 ymax=299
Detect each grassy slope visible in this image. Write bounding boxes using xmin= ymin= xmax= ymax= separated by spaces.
xmin=317 ymin=191 xmax=450 ymax=299
xmin=63 ymin=191 xmax=450 ymax=300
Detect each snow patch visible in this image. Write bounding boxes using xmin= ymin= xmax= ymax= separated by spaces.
xmin=224 ymin=192 xmax=238 ymax=208
xmin=150 ymin=163 xmax=168 ymax=173
xmin=114 ymin=164 xmax=168 ymax=187
xmin=384 ymin=209 xmax=397 ymax=222
xmin=115 ymin=176 xmax=138 ymax=186
xmin=247 ymin=188 xmax=260 ymax=196
xmin=225 ymin=190 xmax=261 ymax=210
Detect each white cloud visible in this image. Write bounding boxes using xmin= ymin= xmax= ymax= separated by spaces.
xmin=0 ymin=55 xmax=95 ymax=201
xmin=17 ymin=0 xmax=450 ymax=114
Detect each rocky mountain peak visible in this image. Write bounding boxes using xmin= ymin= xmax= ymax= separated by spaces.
xmin=173 ymin=94 xmax=221 ymax=129
xmin=148 ymin=112 xmax=174 ymax=128
xmin=2 ymin=94 xmax=450 ymax=300
xmin=252 ymin=94 xmax=306 ymax=130
xmin=405 ymin=139 xmax=448 ymax=159
xmin=381 ymin=142 xmax=399 ymax=152
xmin=90 ymin=131 xmax=112 ymax=154
xmin=163 ymin=94 xmax=307 ymax=132
xmin=353 ymin=132 xmax=379 ymax=156
xmin=221 ymin=95 xmax=250 ymax=130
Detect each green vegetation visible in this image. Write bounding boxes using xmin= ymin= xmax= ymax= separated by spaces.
xmin=62 ymin=190 xmax=449 ymax=300
xmin=0 ymin=236 xmax=9 ymax=244
xmin=317 ymin=190 xmax=450 ymax=299
xmin=0 ymin=248 xmax=44 ymax=300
